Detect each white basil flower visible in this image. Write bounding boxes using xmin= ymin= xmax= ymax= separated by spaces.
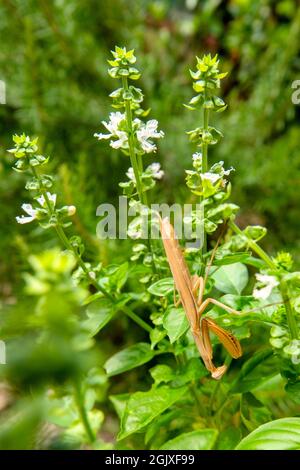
xmin=253 ymin=274 xmax=279 ymax=300
xmin=16 ymin=204 xmax=38 ymax=224
xmin=37 ymin=192 xmax=56 ymax=208
xmin=136 ymin=120 xmax=164 ymax=153
xmin=127 ymin=216 xmax=147 ymax=239
xmin=126 ymin=167 xmax=135 ymax=182
xmin=223 ymin=166 xmax=234 ymax=176
xmin=201 ymin=172 xmax=221 ymax=184
xmin=16 ymin=192 xmax=57 ymax=225
xmin=110 ymin=132 xmax=128 ymax=149
xmin=94 ymin=112 xmax=128 ymax=150
xmin=147 ymin=162 xmax=164 ymax=180
xmin=100 ymin=111 xmax=124 ymax=135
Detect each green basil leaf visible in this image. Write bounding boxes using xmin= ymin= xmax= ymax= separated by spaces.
xmin=214 ymin=252 xmax=251 ymax=266
xmin=163 ymin=307 xmax=189 ymax=343
xmin=104 ymin=343 xmax=155 ymax=377
xmin=211 ymin=263 xmax=248 ymax=294
xmin=171 ymin=357 xmax=208 ymax=387
xmin=83 ymin=298 xmax=116 ymax=336
xmin=118 ymin=385 xmax=188 ymax=440
xmin=109 ymin=394 xmax=130 ymax=420
xmin=109 ymin=262 xmax=129 ymax=292
xmin=236 ymin=418 xmax=300 ymax=450
xmin=150 ymin=327 xmax=167 ymax=349
xmin=148 ymin=278 xmax=174 ymax=296
xmin=150 ymin=364 xmax=175 ymax=386
xmin=160 ymin=429 xmax=218 ymax=450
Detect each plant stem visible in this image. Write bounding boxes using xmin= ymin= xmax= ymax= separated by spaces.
xmin=202 ymin=107 xmax=209 ymax=173
xmin=137 ymin=153 xmax=143 ymax=174
xmin=201 ymin=96 xmax=209 ymax=261
xmin=121 ymin=76 xmax=159 ymax=275
xmin=121 ymin=305 xmax=152 ymax=333
xmin=30 ymin=165 xmax=153 ymax=333
xmin=73 ymin=380 xmax=95 ymax=444
xmin=229 ymin=220 xmax=298 ymax=339
xmin=122 ymin=76 xmax=146 ymax=205
xmin=280 ymin=280 xmax=299 ymax=340
xmin=229 ymin=221 xmax=274 ymax=269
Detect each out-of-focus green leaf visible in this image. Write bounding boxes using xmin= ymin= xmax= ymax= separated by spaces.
xmin=47 ymin=396 xmax=78 ymax=428
xmin=0 ymin=398 xmax=44 ymax=450
xmin=240 ymin=392 xmax=272 ymax=432
xmin=64 ymin=410 xmax=104 ymax=444
xmin=231 ymin=349 xmax=277 ymax=393
xmin=216 ymin=426 xmax=242 ymax=450
xmin=285 ymin=381 xmax=300 ymax=404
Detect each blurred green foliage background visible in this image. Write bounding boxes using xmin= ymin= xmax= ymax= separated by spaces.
xmin=0 ymin=0 xmax=299 ymax=303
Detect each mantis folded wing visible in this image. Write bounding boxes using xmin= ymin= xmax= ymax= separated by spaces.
xmin=159 ymin=217 xmax=242 ymax=380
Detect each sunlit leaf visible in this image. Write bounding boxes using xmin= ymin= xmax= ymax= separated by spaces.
xmin=163 ymin=307 xmax=189 ymax=343
xmin=236 ymin=418 xmax=300 ymax=450
xmin=105 ymin=343 xmax=155 ymax=376
xmin=211 ymin=263 xmax=248 ymax=294
xmin=160 ymin=429 xmax=218 ymax=450
xmin=118 ymin=385 xmax=188 ymax=440
xmin=148 ymin=278 xmax=174 ymax=296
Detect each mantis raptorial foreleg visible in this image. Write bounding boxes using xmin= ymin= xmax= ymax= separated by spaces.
xmin=191 ymin=275 xmax=204 ymax=306
xmin=200 ymin=317 xmax=213 ymax=357
xmin=173 ymin=275 xmax=203 ymax=308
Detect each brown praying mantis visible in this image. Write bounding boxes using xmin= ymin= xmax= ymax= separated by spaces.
xmin=159 ymin=216 xmax=242 ymax=380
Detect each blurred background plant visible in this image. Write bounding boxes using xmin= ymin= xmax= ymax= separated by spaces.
xmin=0 ymin=0 xmax=300 ymax=449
